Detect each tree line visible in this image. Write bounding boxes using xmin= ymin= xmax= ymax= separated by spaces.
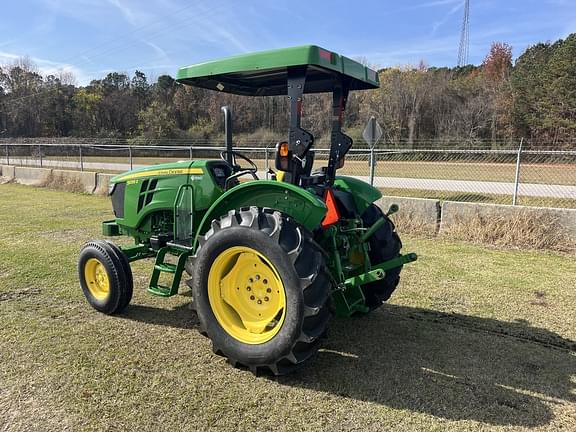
xmin=0 ymin=34 xmax=574 ymax=148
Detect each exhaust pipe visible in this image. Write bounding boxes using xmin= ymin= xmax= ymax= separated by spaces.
xmin=221 ymin=106 xmax=233 ymax=166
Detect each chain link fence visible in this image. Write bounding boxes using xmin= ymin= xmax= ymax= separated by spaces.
xmin=1 ymin=141 xmax=575 ymax=209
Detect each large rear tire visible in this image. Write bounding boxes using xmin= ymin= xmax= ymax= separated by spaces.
xmin=190 ymin=207 xmax=331 ymax=375
xmin=361 ymin=204 xmax=403 ymax=310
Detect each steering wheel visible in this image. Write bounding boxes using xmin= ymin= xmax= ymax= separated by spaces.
xmin=220 ymin=150 xmax=258 ymax=173
xmin=219 ymin=150 xmax=259 ymax=189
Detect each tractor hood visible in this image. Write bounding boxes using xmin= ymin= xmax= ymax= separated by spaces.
xmin=111 ymin=160 xmax=204 ymax=184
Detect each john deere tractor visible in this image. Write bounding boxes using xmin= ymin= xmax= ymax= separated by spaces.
xmin=78 ymin=45 xmax=417 ymax=375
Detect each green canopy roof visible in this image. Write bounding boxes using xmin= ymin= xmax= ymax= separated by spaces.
xmin=176 ymin=45 xmax=379 ymax=96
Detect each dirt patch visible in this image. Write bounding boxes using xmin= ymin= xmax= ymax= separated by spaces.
xmin=530 ymin=291 xmax=550 ymax=307
xmin=0 ymin=287 xmax=41 ymax=302
xmin=38 ymin=229 xmax=93 ymax=244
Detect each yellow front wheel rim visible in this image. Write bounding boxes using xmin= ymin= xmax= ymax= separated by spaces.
xmin=84 ymin=258 xmax=110 ymax=301
xmin=207 ymin=246 xmax=286 ymax=344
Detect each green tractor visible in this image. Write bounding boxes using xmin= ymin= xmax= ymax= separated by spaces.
xmin=78 ymin=45 xmax=417 ymax=375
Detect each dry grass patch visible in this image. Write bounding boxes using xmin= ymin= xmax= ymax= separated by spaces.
xmin=441 ymin=211 xmax=575 ymax=253
xmin=392 ymin=211 xmax=438 ymax=237
xmin=40 ymin=171 xmax=86 ymax=193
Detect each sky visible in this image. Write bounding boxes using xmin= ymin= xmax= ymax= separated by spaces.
xmin=0 ymin=0 xmax=574 ymax=85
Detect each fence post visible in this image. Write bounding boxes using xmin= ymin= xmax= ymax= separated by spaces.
xmin=369 ymin=147 xmax=376 ymax=187
xmin=79 ymin=145 xmax=84 ymax=171
xmin=129 ymin=146 xmax=133 ymax=170
xmin=265 ymin=147 xmax=269 ymax=179
xmin=5 ymin=144 xmax=9 ymax=166
xmin=39 ymin=144 xmax=43 ymax=168
xmin=512 ymin=138 xmax=524 ymax=206
xmin=189 ymin=145 xmax=193 ymax=160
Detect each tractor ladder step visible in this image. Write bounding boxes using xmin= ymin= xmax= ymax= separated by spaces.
xmin=154 ymin=263 xmax=177 ymax=274
xmin=147 ymin=246 xmax=191 ymax=297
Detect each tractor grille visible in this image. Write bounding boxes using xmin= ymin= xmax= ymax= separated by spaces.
xmin=137 ymin=179 xmax=158 ymax=212
xmin=110 ymin=182 xmax=125 ymax=218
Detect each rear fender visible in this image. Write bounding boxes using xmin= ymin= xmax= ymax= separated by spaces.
xmin=334 ymin=176 xmax=382 ymax=214
xmin=193 ymin=180 xmax=327 ymax=250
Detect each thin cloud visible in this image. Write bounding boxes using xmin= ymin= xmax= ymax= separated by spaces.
xmin=407 ymin=0 xmax=462 ymax=10
xmin=167 ymin=2 xmax=252 ymax=54
xmin=431 ymin=1 xmax=465 ymax=36
xmin=424 ymin=0 xmax=461 ymax=6
xmin=143 ymin=41 xmax=171 ymax=62
xmin=105 ymin=0 xmax=137 ymax=26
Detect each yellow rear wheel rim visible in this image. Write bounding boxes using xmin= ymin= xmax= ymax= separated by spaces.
xmin=84 ymin=258 xmax=110 ymax=301
xmin=207 ymin=246 xmax=286 ymax=344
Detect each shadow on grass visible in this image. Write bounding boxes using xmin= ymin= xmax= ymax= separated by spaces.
xmin=121 ymin=302 xmax=199 ymax=330
xmin=120 ymin=302 xmax=575 ymax=427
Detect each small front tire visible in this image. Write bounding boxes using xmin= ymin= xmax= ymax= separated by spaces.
xmin=78 ymin=240 xmax=133 ymax=314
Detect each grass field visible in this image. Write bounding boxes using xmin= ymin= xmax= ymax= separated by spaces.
xmin=1 ymin=184 xmax=575 ymax=431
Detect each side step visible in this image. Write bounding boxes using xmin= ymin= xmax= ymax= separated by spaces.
xmin=148 ymin=245 xmax=191 ymax=297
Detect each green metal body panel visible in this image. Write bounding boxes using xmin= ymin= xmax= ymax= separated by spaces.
xmin=110 ymin=160 xmax=225 ymax=242
xmin=121 ymin=244 xmax=155 ymax=262
xmin=333 ymin=176 xmax=382 ymax=214
xmin=176 ymin=45 xmax=379 ymax=96
xmin=102 ymin=220 xmax=120 ymax=236
xmin=193 ymin=181 xmax=327 ymax=248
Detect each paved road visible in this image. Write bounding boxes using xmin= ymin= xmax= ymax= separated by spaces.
xmin=2 ymin=158 xmax=575 ymax=199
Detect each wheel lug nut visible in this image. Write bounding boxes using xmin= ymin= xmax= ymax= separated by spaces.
xmin=266 ymin=288 xmax=271 ymax=293
xmin=249 ymin=278 xmax=254 ymax=283
xmin=250 ymin=295 xmax=255 ymax=300
xmin=247 ymin=286 xmax=251 ymax=291
xmin=264 ymin=297 xmax=269 ymax=302
xmin=255 ymin=275 xmax=260 ymax=280
xmin=263 ymin=279 xmax=268 ymax=284
xmin=257 ymin=299 xmax=262 ymax=304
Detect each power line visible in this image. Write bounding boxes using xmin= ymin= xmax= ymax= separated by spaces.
xmin=457 ymin=0 xmax=470 ymax=67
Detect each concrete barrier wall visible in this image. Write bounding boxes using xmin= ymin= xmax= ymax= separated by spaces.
xmin=377 ymin=196 xmax=441 ymax=235
xmin=50 ymin=169 xmax=97 ymax=194
xmin=1 ymin=165 xmax=15 ymax=179
xmin=440 ymin=201 xmax=576 ymax=241
xmin=7 ymin=166 xmax=98 ymax=193
xmin=95 ymin=173 xmax=115 ymax=195
xmin=14 ymin=166 xmax=52 ymax=185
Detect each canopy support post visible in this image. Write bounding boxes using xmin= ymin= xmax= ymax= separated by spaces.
xmin=286 ymin=66 xmax=314 ymax=185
